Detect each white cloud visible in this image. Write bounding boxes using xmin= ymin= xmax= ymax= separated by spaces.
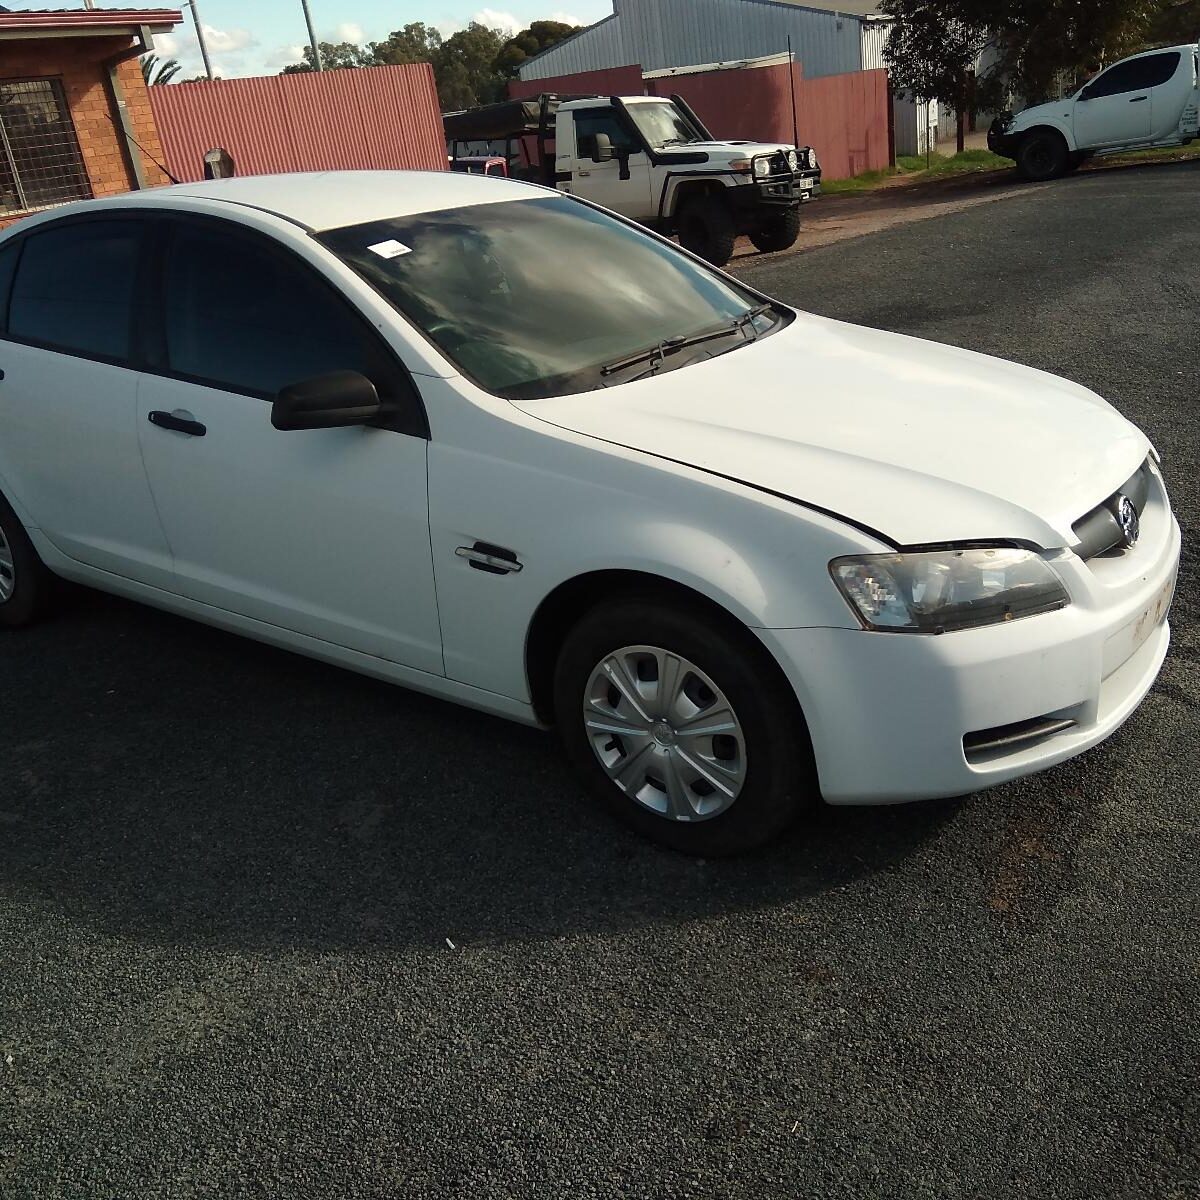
xmin=550 ymin=11 xmax=585 ymax=24
xmin=264 ymin=43 xmax=308 ymax=70
xmin=202 ymin=25 xmax=257 ymax=54
xmin=473 ymin=9 xmax=522 ymax=35
xmin=154 ymin=32 xmax=180 ymax=57
xmin=334 ymin=22 xmax=364 ymax=43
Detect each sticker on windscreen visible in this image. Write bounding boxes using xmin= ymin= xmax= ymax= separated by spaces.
xmin=368 ymin=239 xmax=413 ymax=259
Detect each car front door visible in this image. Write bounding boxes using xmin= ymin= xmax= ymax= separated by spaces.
xmin=0 ymin=217 xmax=174 ymax=588
xmin=568 ymin=108 xmax=653 ymax=219
xmin=136 ymin=216 xmax=443 ymax=675
xmin=1074 ymin=54 xmax=1177 ymax=148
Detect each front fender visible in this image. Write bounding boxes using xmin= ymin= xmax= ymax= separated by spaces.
xmin=1009 ymin=111 xmax=1077 ymax=152
xmin=421 ymin=377 xmax=878 ymax=702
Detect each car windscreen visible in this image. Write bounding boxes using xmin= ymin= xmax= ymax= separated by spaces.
xmin=317 ymin=197 xmax=774 ymax=401
xmin=627 ymin=102 xmax=705 ymax=147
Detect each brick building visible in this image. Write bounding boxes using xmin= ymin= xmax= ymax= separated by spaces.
xmin=0 ymin=6 xmax=180 ymax=228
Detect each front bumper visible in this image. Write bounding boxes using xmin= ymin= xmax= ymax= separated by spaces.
xmin=987 ymin=119 xmax=1019 ymax=160
xmin=731 ymin=169 xmax=822 ymax=212
xmin=757 ymin=468 xmax=1181 ymax=805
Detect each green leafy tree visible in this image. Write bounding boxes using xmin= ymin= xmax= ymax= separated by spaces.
xmin=368 ymin=22 xmax=444 ymax=67
xmin=436 ymin=23 xmax=507 ymax=108
xmin=494 ymin=20 xmax=582 ymax=79
xmin=1147 ymin=0 xmax=1200 ymax=41
xmin=140 ymin=53 xmax=182 ymax=85
xmin=281 ymin=41 xmax=374 ymax=73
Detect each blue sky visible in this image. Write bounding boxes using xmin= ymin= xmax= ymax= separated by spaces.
xmin=17 ymin=1 xmax=612 ymax=77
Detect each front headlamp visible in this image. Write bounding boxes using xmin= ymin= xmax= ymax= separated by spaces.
xmin=786 ymin=149 xmax=799 ymax=172
xmin=830 ymin=547 xmax=1069 ymax=634
xmin=752 ymin=157 xmax=772 ymax=178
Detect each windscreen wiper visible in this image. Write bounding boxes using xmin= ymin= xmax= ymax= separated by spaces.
xmin=600 ymin=305 xmax=775 ymax=379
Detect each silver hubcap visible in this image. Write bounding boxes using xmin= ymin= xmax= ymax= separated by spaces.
xmin=0 ymin=524 xmax=14 ymax=603
xmin=583 ymin=645 xmax=747 ymax=823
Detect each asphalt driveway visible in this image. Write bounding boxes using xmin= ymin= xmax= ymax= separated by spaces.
xmin=2 ymin=162 xmax=1197 ymax=1199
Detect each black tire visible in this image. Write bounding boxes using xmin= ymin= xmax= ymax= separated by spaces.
xmin=1016 ymin=131 xmax=1069 ymax=181
xmin=553 ymin=597 xmax=816 ymax=856
xmin=748 ymin=208 xmax=801 ymax=255
xmin=0 ymin=489 xmax=53 ymax=628
xmin=676 ymin=196 xmax=737 ymax=268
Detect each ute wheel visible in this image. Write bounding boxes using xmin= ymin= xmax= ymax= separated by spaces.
xmin=553 ymin=598 xmax=816 ymax=856
xmin=1016 ymin=131 xmax=1069 ymax=181
xmin=0 ymin=490 xmax=54 ymax=628
xmin=676 ymin=196 xmax=737 ymax=268
xmin=749 ymin=208 xmax=801 ymax=255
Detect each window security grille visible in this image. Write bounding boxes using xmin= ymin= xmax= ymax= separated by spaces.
xmin=0 ymin=79 xmax=92 ymax=216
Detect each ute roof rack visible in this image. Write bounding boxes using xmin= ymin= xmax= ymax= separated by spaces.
xmin=442 ymin=93 xmax=599 ymax=141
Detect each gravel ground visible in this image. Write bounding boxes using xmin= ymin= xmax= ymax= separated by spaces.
xmin=2 ymin=162 xmax=1197 ymax=1200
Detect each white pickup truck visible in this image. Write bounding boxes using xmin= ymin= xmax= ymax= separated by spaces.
xmin=445 ymin=93 xmax=821 ymax=267
xmin=990 ymin=42 xmax=1200 ymax=180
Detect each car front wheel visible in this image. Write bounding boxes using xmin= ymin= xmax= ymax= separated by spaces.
xmin=676 ymin=196 xmax=737 ymax=268
xmin=553 ymin=599 xmax=815 ymax=855
xmin=749 ymin=209 xmax=801 ymax=254
xmin=1016 ymin=131 xmax=1069 ymax=181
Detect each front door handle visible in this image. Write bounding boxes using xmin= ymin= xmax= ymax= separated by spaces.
xmin=148 ymin=409 xmax=206 ymax=437
xmin=1129 ymin=95 xmax=1148 ymax=103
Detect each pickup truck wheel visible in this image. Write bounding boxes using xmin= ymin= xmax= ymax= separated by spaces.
xmin=0 ymin=491 xmax=54 ymax=628
xmin=1016 ymin=131 xmax=1069 ymax=181
xmin=749 ymin=209 xmax=801 ymax=255
xmin=553 ymin=599 xmax=816 ymax=856
xmin=677 ymin=197 xmax=736 ymax=268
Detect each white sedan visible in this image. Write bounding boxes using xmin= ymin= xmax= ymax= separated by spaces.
xmin=0 ymin=172 xmax=1179 ymax=855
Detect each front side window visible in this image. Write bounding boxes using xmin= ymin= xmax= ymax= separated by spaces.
xmin=1085 ymin=52 xmax=1181 ymax=98
xmin=319 ymin=197 xmax=778 ymax=402
xmin=0 ymin=79 xmax=92 ymax=215
xmin=627 ymin=102 xmax=705 ymax=148
xmin=8 ymin=220 xmax=140 ymax=361
xmin=163 ymin=223 xmax=396 ymax=400
xmin=573 ymin=109 xmax=639 ymax=158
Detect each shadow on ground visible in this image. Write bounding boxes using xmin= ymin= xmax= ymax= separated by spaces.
xmin=3 ymin=588 xmax=959 ymax=953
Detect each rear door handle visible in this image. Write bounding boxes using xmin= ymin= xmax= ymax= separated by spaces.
xmin=148 ymin=409 xmax=206 ymax=437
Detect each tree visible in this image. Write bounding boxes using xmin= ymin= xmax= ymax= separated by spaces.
xmin=880 ymin=1 xmax=991 ymax=152
xmin=494 ymin=20 xmax=582 ymax=79
xmin=369 ymin=22 xmax=444 ymax=67
xmin=140 ymin=53 xmax=182 ymax=85
xmin=281 ymin=41 xmax=374 ymax=73
xmin=436 ymin=23 xmax=507 ymax=109
xmin=1147 ymin=0 xmax=1200 ymax=42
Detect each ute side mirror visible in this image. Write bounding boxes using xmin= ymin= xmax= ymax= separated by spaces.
xmin=272 ymin=370 xmax=382 ymax=431
xmin=592 ymin=132 xmax=615 ymax=163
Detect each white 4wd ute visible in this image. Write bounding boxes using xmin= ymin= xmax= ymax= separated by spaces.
xmin=990 ymin=42 xmax=1200 ymax=180
xmin=445 ymin=93 xmax=821 ymax=267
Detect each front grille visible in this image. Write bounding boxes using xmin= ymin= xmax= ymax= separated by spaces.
xmin=1071 ymin=459 xmax=1151 ymax=561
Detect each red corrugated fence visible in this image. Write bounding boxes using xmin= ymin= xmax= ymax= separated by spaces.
xmin=149 ymin=63 xmax=446 ymax=183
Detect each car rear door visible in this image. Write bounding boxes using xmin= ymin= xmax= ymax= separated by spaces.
xmin=0 ymin=215 xmax=173 ymax=588
xmin=135 ymin=214 xmax=444 ymax=675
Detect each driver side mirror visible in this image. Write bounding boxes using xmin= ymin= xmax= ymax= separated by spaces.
xmin=592 ymin=132 xmax=614 ymax=163
xmin=272 ymin=370 xmax=382 ymax=431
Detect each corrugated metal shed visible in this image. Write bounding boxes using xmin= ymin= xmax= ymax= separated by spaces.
xmin=858 ymin=19 xmax=889 ymax=71
xmin=149 ymin=63 xmax=446 ymax=183
xmin=521 ymin=0 xmax=874 ymax=81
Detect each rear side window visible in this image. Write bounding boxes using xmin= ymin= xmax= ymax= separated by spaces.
xmin=163 ymin=222 xmax=397 ymax=400
xmin=8 ymin=220 xmax=141 ymax=361
xmin=1087 ymin=52 xmax=1181 ymax=98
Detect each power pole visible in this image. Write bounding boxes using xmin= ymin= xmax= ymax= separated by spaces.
xmin=185 ymin=0 xmax=216 ymax=81
xmin=300 ymin=0 xmax=323 ymax=71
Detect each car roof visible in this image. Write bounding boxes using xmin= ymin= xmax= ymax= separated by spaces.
xmin=108 ymin=170 xmax=552 ymax=231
